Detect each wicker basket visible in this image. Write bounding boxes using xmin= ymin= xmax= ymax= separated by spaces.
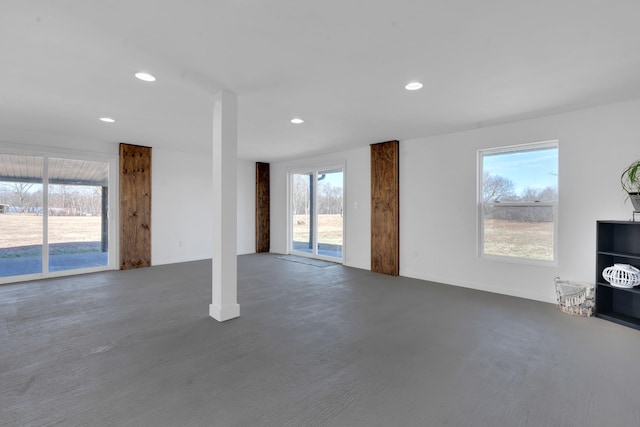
xmin=602 ymin=264 xmax=640 ymax=288
xmin=554 ymin=277 xmax=594 ymax=317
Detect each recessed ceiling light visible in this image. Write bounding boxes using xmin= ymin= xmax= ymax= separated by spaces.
xmin=405 ymin=81 xmax=423 ymax=91
xmin=291 ymin=118 xmax=304 ymax=124
xmin=99 ymin=117 xmax=115 ymax=123
xmin=135 ymin=72 xmax=156 ymax=82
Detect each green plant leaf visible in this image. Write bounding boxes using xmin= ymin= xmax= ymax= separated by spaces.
xmin=621 ymin=160 xmax=640 ymax=194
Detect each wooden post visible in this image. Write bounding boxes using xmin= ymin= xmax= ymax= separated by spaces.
xmin=255 ymin=162 xmax=270 ymax=253
xmin=370 ymin=140 xmax=400 ymax=276
xmin=119 ymin=143 xmax=152 ymax=270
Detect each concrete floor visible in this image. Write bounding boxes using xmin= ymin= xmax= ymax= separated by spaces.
xmin=1 ymin=254 xmax=639 ymax=427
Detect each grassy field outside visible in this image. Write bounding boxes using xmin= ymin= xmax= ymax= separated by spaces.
xmin=1 ymin=214 xmax=551 ymax=261
xmin=484 ymin=219 xmax=554 ymax=261
xmin=293 ymin=214 xmax=343 ymax=246
xmin=295 ymin=216 xmax=551 ymax=260
xmin=0 ymin=214 xmax=101 ymax=257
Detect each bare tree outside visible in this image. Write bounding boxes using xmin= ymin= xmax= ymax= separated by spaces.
xmin=10 ymin=182 xmax=34 ymax=212
xmin=0 ymin=183 xmax=11 ymax=204
xmin=520 ymin=186 xmax=558 ymax=202
xmin=317 ymin=182 xmax=343 ymax=215
xmin=481 ymin=145 xmax=558 ymax=261
xmin=291 ymin=174 xmax=310 ymax=215
xmin=49 ymin=185 xmax=102 ymax=216
xmin=482 ymin=172 xmax=516 ymax=202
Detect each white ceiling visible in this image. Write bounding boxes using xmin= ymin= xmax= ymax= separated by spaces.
xmin=2 ymin=1 xmax=640 ymax=161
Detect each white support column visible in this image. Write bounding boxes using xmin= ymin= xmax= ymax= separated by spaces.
xmin=210 ymin=89 xmax=240 ymax=322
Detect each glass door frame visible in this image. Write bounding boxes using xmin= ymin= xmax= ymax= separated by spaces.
xmin=288 ymin=163 xmax=345 ymax=263
xmin=0 ymin=144 xmax=118 ymax=284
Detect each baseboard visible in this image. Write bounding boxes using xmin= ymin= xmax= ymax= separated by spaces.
xmin=400 ymin=269 xmax=554 ymax=304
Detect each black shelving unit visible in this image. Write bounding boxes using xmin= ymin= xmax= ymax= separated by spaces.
xmin=596 ymin=220 xmax=640 ymax=330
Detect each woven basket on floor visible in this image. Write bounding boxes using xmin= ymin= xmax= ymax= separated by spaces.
xmin=554 ymin=277 xmax=594 ymax=317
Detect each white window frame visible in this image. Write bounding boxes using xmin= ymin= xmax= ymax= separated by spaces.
xmin=287 ymin=162 xmax=346 ymax=263
xmin=0 ymin=142 xmax=119 ymax=284
xmin=478 ymin=140 xmax=559 ymax=266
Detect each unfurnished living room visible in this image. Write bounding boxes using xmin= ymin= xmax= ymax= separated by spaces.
xmin=2 ymin=2 xmax=640 ymax=426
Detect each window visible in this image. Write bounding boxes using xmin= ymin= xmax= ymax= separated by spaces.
xmin=290 ymin=166 xmax=344 ymax=261
xmin=0 ymin=150 xmax=116 ymax=282
xmin=479 ymin=141 xmax=558 ymax=263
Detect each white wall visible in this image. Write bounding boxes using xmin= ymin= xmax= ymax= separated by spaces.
xmin=6 ymin=98 xmax=640 ymax=300
xmin=237 ymin=159 xmax=256 ymax=255
xmin=271 ymin=99 xmax=640 ymax=303
xmin=152 ymin=148 xmax=212 ymax=264
xmin=152 ymin=149 xmax=255 ymax=265
xmin=0 ymin=132 xmax=255 ymax=267
xmin=270 ymin=146 xmax=371 ymax=270
xmin=400 ymin=99 xmax=640 ymax=303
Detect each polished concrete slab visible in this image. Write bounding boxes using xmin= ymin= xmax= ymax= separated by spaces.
xmin=1 ymin=254 xmax=639 ymax=426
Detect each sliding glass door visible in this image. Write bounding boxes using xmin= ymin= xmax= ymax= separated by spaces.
xmin=290 ymin=167 xmax=344 ymax=261
xmin=0 ymin=152 xmax=114 ymax=281
xmin=47 ymin=158 xmax=110 ymax=272
xmin=291 ymin=172 xmax=312 ymax=254
xmin=0 ymin=155 xmax=44 ymax=277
